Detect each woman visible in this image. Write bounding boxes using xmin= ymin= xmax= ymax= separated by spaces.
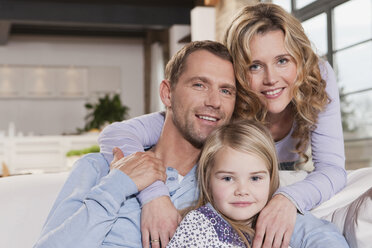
xmin=98 ymin=3 xmax=346 ymax=248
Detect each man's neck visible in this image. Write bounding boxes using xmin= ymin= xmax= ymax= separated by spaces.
xmin=152 ymin=116 xmax=200 ymax=176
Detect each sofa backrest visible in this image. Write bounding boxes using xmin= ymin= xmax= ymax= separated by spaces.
xmin=0 ymin=172 xmax=68 ymax=248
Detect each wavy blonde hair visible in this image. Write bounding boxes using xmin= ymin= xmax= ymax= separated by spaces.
xmin=224 ymin=3 xmax=329 ymax=164
xmin=195 ymin=119 xmax=280 ymax=247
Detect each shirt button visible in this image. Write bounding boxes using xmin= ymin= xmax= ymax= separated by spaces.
xmin=168 ymin=177 xmax=176 ymax=181
xmin=167 ymin=167 xmax=174 ymax=171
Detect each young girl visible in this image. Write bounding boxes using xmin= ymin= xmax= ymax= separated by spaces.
xmin=166 ymin=120 xmax=348 ymax=248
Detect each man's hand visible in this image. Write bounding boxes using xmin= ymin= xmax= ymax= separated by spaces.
xmin=110 ymin=147 xmax=166 ymax=191
xmin=141 ymin=196 xmax=181 ymax=248
xmin=253 ymin=194 xmax=297 ymax=248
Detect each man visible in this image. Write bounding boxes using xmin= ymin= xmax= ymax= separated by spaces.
xmin=34 ymin=40 xmax=237 ymax=248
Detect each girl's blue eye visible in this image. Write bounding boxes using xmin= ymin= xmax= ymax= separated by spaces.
xmin=251 ymin=176 xmax=261 ymax=182
xmin=222 ymin=176 xmax=233 ymax=182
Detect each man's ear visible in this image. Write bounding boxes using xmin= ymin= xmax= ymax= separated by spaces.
xmin=159 ymin=80 xmax=172 ymax=108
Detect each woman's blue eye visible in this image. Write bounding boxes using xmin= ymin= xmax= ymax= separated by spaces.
xmin=278 ymin=58 xmax=288 ymax=64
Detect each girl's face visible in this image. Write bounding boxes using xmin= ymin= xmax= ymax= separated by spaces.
xmin=247 ymin=29 xmax=297 ymax=116
xmin=209 ymin=146 xmax=270 ymax=222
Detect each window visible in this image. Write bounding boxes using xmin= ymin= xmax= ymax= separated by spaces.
xmin=302 ymin=13 xmax=327 ymax=56
xmin=272 ymin=0 xmax=291 ymax=12
xmin=295 ymin=0 xmax=317 ymax=9
xmin=292 ymin=0 xmax=372 ymax=169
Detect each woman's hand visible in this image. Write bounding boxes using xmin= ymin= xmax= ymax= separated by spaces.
xmin=141 ymin=196 xmax=182 ymax=248
xmin=110 ymin=147 xmax=166 ymax=191
xmin=253 ymin=194 xmax=297 ymax=248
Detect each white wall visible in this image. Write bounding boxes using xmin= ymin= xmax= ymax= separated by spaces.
xmin=150 ymin=42 xmax=165 ymax=113
xmin=191 ymin=7 xmax=216 ymax=41
xmin=0 ymin=35 xmax=144 ymax=135
xmin=169 ymin=25 xmax=190 ymax=57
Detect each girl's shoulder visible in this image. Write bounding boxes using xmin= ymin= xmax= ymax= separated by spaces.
xmin=192 ymin=204 xmax=247 ymax=247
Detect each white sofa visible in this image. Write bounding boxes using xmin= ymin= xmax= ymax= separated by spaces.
xmin=0 ymin=168 xmax=371 ymax=248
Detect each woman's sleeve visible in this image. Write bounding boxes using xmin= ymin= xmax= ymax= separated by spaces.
xmin=98 ymin=111 xmax=167 ymax=205
xmin=34 ymin=153 xmax=138 ymax=248
xmin=98 ymin=112 xmax=165 ymax=163
xmin=275 ymin=61 xmax=347 ymax=213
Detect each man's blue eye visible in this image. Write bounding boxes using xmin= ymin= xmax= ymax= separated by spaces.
xmin=249 ymin=64 xmax=261 ymax=71
xmin=221 ymin=89 xmax=231 ymax=95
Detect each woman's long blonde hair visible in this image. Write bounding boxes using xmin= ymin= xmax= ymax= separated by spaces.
xmin=194 ymin=119 xmax=280 ymax=247
xmin=224 ymin=3 xmax=329 ymax=164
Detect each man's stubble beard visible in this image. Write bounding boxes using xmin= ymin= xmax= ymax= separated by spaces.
xmin=172 ymin=110 xmax=205 ymax=149
xmin=170 ymin=99 xmax=227 ymax=149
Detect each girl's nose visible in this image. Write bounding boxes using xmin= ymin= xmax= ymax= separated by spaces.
xmin=235 ymin=183 xmax=250 ymax=196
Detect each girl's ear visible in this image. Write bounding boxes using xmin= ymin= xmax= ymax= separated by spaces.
xmin=159 ymin=80 xmax=172 ymax=108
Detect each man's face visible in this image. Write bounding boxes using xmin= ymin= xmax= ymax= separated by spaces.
xmin=169 ymin=50 xmax=236 ymax=148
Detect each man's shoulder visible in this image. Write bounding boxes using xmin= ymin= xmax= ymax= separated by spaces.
xmin=70 ymin=152 xmax=110 ymax=178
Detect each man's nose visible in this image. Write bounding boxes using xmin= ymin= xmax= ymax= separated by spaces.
xmin=205 ymin=89 xmax=221 ymax=109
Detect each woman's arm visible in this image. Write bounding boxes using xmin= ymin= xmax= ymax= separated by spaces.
xmin=34 ymin=153 xmax=138 ymax=248
xmin=98 ymin=112 xmax=167 ymax=205
xmin=98 ymin=112 xmax=164 ymax=163
xmin=276 ymin=61 xmax=347 ymax=213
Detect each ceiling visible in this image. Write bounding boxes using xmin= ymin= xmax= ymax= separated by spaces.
xmin=0 ymin=0 xmax=201 ymax=44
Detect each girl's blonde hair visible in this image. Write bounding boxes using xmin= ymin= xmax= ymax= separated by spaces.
xmin=224 ymin=3 xmax=329 ymax=164
xmin=195 ymin=119 xmax=280 ymax=247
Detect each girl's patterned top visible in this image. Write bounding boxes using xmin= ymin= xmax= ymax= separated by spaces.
xmin=167 ymin=203 xmax=250 ymax=247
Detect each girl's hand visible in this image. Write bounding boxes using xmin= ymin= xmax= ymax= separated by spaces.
xmin=253 ymin=194 xmax=297 ymax=248
xmin=141 ymin=196 xmax=182 ymax=248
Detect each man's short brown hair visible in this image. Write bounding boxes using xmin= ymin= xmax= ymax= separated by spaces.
xmin=165 ymin=40 xmax=233 ymax=88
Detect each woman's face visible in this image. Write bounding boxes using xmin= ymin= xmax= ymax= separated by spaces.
xmin=247 ymin=30 xmax=297 ymax=116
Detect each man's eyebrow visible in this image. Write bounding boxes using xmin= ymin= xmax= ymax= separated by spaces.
xmin=187 ymin=76 xmax=209 ymax=83
xmin=187 ymin=76 xmax=236 ymax=91
xmin=222 ymin=83 xmax=236 ymax=91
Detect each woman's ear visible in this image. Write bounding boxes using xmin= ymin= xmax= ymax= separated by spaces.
xmin=159 ymin=80 xmax=172 ymax=108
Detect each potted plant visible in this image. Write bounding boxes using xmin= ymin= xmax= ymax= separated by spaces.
xmin=79 ymin=93 xmax=129 ymax=133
